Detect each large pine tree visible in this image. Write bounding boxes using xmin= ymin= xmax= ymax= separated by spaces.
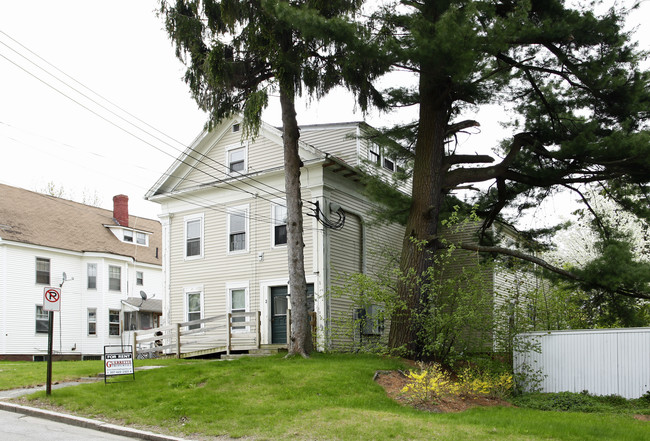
xmin=159 ymin=0 xmax=384 ymax=356
xmin=363 ymin=0 xmax=650 ymax=355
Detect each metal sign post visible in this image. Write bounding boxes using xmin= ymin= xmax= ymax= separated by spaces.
xmin=43 ymin=287 xmax=62 ymax=396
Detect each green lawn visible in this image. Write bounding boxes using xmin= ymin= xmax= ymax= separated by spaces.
xmin=4 ymin=354 xmax=649 ymax=440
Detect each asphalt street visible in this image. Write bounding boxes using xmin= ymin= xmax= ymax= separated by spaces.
xmin=0 ymin=409 xmax=138 ymax=440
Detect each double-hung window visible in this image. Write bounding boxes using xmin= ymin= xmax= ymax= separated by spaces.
xmin=228 ymin=207 xmax=248 ymax=253
xmin=186 ymin=290 xmax=203 ymax=330
xmin=136 ymin=232 xmax=147 ymax=245
xmin=272 ymin=204 xmax=287 ymax=246
xmin=108 ymin=265 xmax=121 ymax=291
xmin=35 ymin=258 xmax=50 ymax=285
xmin=123 ymin=230 xmax=133 ymax=242
xmin=368 ymin=144 xmax=381 ymax=166
xmin=136 ymin=271 xmax=144 ymax=286
xmin=109 ymin=310 xmax=120 ymax=336
xmin=35 ymin=305 xmax=48 ymax=333
xmin=88 ymin=309 xmax=97 ymax=335
xmin=228 ymin=147 xmax=246 ymax=173
xmin=87 ymin=263 xmax=97 ymax=289
xmin=227 ymin=283 xmax=249 ymax=332
xmin=185 ymin=214 xmax=203 ymax=259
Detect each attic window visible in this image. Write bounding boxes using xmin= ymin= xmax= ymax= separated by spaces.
xmin=232 ymin=123 xmax=241 ymax=133
xmin=123 ymin=230 xmax=133 ymax=242
xmin=383 ymin=157 xmax=395 ymax=172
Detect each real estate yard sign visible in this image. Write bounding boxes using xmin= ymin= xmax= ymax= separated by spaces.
xmin=104 ymin=346 xmax=135 ymax=383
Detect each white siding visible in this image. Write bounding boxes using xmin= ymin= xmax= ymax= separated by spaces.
xmin=514 ymin=328 xmax=650 ymax=398
xmin=0 ymin=242 xmax=162 ymax=359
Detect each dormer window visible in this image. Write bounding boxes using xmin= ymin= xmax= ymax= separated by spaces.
xmin=123 ymin=230 xmax=134 ymax=242
xmin=136 ymin=232 xmax=146 ymax=245
xmin=369 ymin=144 xmax=381 ymax=166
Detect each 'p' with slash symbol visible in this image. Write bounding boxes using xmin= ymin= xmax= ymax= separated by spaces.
xmin=43 ymin=287 xmax=61 ymax=311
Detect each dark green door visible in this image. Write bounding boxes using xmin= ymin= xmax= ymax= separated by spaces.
xmin=271 ymin=286 xmax=288 ymax=344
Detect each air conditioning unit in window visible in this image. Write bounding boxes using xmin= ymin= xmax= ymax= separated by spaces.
xmin=355 ymin=305 xmax=384 ymax=336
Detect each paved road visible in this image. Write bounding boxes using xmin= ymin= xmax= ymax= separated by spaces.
xmin=0 ymin=409 xmax=140 ymax=440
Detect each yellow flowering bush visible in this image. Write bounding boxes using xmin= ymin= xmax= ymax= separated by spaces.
xmin=401 ymin=364 xmax=514 ymax=404
xmin=401 ymin=363 xmax=454 ymax=403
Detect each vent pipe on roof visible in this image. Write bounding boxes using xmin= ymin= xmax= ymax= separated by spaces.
xmin=113 ymin=194 xmax=129 ymax=227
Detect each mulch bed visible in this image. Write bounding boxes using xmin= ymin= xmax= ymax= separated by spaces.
xmin=373 ymin=370 xmax=511 ymax=413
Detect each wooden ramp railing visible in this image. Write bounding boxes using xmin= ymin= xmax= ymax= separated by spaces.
xmin=132 ymin=311 xmax=262 ymax=359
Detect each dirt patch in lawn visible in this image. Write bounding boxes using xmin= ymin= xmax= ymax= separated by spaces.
xmin=374 ymin=370 xmax=511 ymax=413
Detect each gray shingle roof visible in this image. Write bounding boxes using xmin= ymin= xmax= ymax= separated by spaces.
xmin=0 ymin=184 xmax=161 ymax=266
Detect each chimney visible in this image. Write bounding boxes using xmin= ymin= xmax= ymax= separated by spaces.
xmin=113 ymin=195 xmax=129 ymax=227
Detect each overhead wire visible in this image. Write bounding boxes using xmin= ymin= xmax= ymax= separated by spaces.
xmin=0 ymin=31 xmax=297 ymax=206
xmin=0 ymin=125 xmax=317 ymax=228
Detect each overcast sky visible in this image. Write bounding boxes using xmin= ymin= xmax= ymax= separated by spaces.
xmin=0 ymin=0 xmax=648 ymax=223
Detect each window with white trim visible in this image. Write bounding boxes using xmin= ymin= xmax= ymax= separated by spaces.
xmin=368 ymin=144 xmax=381 ymax=166
xmin=272 ymin=204 xmax=287 ymax=246
xmin=35 ymin=305 xmax=48 ymax=333
xmin=88 ymin=309 xmax=97 ymax=335
xmin=227 ymin=283 xmax=249 ymax=332
xmin=136 ymin=271 xmax=144 ymax=286
xmin=228 ymin=147 xmax=246 ymax=172
xmin=186 ymin=290 xmax=202 ymax=330
xmin=109 ymin=265 xmax=121 ymax=291
xmin=228 ymin=207 xmax=248 ymax=252
xmin=185 ymin=215 xmax=203 ymax=259
xmin=87 ymin=263 xmax=97 ymax=289
xmin=35 ymin=257 xmax=50 ymax=285
xmin=136 ymin=232 xmax=147 ymax=245
xmin=123 ymin=229 xmax=133 ymax=242
xmin=109 ymin=309 xmax=120 ymax=336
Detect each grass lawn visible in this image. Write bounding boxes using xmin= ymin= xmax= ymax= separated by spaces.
xmin=0 ymin=358 xmax=191 ymax=390
xmin=6 ymin=353 xmax=649 ymax=440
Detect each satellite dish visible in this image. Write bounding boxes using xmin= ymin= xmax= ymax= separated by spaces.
xmin=62 ymin=272 xmax=67 ymax=280
xmin=140 ymin=290 xmax=147 ymax=300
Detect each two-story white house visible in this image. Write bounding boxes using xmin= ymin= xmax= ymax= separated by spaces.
xmin=146 ymin=117 xmax=406 ymax=351
xmin=0 ymin=184 xmax=163 ymax=360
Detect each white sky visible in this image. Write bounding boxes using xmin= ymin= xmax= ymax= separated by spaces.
xmin=0 ymin=0 xmax=647 ymax=223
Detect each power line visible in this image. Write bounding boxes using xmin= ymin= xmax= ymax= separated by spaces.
xmin=0 ymin=32 xmax=292 ymax=205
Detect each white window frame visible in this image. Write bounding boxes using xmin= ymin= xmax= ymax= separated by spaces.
xmin=226 ymin=281 xmax=249 ymax=333
xmin=108 ymin=265 xmax=121 ymax=291
xmin=136 ymin=271 xmax=144 ymax=286
xmin=271 ymin=202 xmax=288 ymax=248
xmin=135 ymin=232 xmax=147 ymax=245
xmin=87 ymin=263 xmax=97 ymax=290
xmin=368 ymin=143 xmax=381 ymax=166
xmin=88 ymin=308 xmax=97 ymax=336
xmin=227 ymin=205 xmax=249 ymax=254
xmin=109 ymin=309 xmax=120 ymax=336
xmin=185 ymin=286 xmax=204 ymax=330
xmin=35 ymin=257 xmax=50 ymax=285
xmin=123 ymin=229 xmax=134 ymax=242
xmin=184 ymin=213 xmax=204 ymax=260
xmin=225 ymin=143 xmax=247 ymax=174
xmin=35 ymin=305 xmax=48 ymax=334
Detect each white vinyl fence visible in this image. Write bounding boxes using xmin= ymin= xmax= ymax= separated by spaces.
xmin=514 ymin=328 xmax=650 ymax=399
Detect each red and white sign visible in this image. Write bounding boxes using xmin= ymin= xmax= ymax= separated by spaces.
xmin=43 ymin=287 xmax=61 ymax=312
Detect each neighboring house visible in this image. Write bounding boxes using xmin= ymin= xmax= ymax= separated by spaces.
xmin=0 ymin=184 xmax=162 ymax=360
xmin=146 ymin=117 xmax=405 ymax=351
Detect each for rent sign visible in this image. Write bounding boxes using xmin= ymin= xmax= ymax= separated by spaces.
xmin=104 ymin=349 xmax=134 ymax=381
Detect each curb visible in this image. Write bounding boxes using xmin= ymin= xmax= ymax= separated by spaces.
xmin=0 ymin=401 xmax=195 ymax=441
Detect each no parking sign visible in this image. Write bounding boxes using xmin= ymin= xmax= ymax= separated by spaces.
xmin=43 ymin=287 xmax=61 ymax=312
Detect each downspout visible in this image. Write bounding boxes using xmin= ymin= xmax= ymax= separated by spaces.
xmin=159 ymin=213 xmax=173 ymax=326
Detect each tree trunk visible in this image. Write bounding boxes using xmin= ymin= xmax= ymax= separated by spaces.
xmin=279 ymin=86 xmax=313 ymax=357
xmin=387 ymin=71 xmax=451 ymax=357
